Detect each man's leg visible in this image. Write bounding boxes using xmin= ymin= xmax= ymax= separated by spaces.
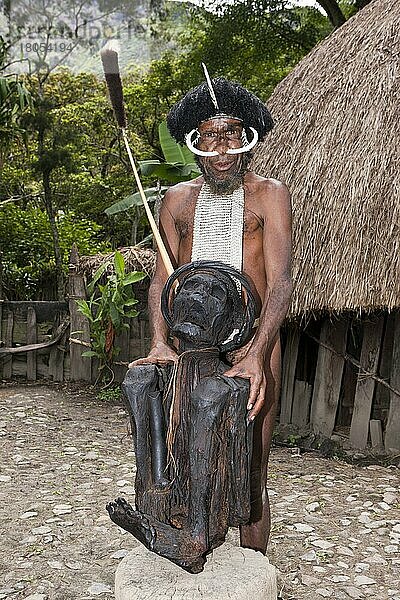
xmin=239 ymin=334 xmax=281 ymax=553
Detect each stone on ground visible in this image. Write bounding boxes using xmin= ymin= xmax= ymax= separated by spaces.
xmin=115 ymin=543 xmax=277 ymax=600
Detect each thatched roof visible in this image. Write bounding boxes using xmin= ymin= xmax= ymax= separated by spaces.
xmin=78 ymin=247 xmax=155 ymax=280
xmin=253 ymin=0 xmax=400 ymax=317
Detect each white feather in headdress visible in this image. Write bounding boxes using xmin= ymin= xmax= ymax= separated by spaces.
xmin=201 ymin=62 xmax=219 ymax=111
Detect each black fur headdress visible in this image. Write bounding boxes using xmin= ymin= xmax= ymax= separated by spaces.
xmin=167 ymin=77 xmax=274 ymax=144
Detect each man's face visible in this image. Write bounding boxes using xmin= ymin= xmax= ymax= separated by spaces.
xmin=197 ymin=117 xmax=246 ymax=194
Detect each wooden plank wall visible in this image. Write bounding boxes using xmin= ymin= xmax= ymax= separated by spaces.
xmin=310 ymin=318 xmax=348 ymax=438
xmin=349 ymin=316 xmax=385 ymax=448
xmin=279 ymin=328 xmax=300 ymax=424
xmin=385 ymin=312 xmax=400 ymax=452
xmin=280 ymin=311 xmax=399 ymax=453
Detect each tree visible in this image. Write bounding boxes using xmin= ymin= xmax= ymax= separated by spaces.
xmin=0 ymin=202 xmax=108 ymax=299
xmin=170 ymin=0 xmax=331 ymax=99
xmin=316 ymin=0 xmax=346 ymax=27
xmin=0 ymin=0 xmax=167 ymax=299
xmin=316 ymin=0 xmax=373 ymax=28
xmin=0 ymin=64 xmax=159 ymax=299
xmin=0 ymin=37 xmax=31 ymax=171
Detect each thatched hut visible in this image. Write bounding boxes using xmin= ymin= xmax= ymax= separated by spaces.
xmin=252 ymin=0 xmax=400 ymax=453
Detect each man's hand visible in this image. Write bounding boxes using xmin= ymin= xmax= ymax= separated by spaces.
xmin=224 ymin=352 xmax=266 ymax=421
xmin=129 ymin=341 xmax=178 ymax=368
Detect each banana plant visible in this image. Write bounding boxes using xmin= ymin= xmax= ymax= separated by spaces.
xmin=139 ymin=120 xmax=200 ymax=183
xmin=105 ymin=120 xmax=200 ymax=217
xmin=76 ymin=251 xmax=146 ymax=384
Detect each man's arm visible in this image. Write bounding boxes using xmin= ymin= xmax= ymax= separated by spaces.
xmin=225 ymin=180 xmax=293 ymax=418
xmin=249 ymin=180 xmax=293 ymax=356
xmin=129 ymin=188 xmax=180 ymax=366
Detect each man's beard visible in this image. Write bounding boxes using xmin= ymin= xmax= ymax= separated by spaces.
xmin=196 ymin=154 xmax=251 ymax=195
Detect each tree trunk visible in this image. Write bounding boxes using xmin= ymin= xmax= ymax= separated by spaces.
xmin=355 ymin=0 xmax=373 ymax=9
xmin=0 ymin=251 xmax=3 ymax=299
xmin=316 ymin=0 xmax=346 ymax=28
xmin=42 ymin=169 xmax=64 ymax=300
xmin=37 ymin=119 xmax=64 ymax=301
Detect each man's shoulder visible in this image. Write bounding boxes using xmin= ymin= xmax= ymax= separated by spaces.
xmin=244 ymin=172 xmax=289 ymax=195
xmin=161 ymin=177 xmax=202 ymax=216
xmin=165 ymin=177 xmax=203 ymax=200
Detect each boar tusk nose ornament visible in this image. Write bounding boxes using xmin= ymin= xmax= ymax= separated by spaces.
xmin=185 ymin=129 xmax=219 ymax=157
xmin=185 ymin=127 xmax=259 ymax=157
xmin=226 ymin=127 xmax=258 ymax=154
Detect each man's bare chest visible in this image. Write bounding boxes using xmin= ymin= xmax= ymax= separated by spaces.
xmin=175 ymin=202 xmax=263 ymax=240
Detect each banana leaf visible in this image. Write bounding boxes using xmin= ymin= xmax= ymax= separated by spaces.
xmin=105 ymin=186 xmax=168 ymax=216
xmin=139 ymin=159 xmax=199 ymax=183
xmin=159 ymin=120 xmax=195 ymax=165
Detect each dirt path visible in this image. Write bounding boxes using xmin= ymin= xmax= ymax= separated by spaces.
xmin=0 ymin=385 xmax=399 ymax=600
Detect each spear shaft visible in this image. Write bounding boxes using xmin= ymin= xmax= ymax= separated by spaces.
xmin=121 ymin=129 xmax=174 ymax=276
xmin=100 ymin=41 xmax=174 ymax=277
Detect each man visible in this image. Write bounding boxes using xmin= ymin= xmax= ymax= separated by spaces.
xmin=130 ymin=75 xmax=293 ymax=554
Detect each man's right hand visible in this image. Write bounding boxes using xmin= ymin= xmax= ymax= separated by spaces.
xmin=128 ymin=341 xmax=178 ymax=368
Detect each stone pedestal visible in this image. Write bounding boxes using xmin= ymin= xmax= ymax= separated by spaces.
xmin=115 ymin=543 xmax=277 ymax=600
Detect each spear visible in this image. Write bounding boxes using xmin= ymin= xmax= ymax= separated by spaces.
xmin=100 ymin=41 xmax=174 ymax=277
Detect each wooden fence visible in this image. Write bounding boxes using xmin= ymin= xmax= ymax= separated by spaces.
xmin=0 ymin=300 xmax=69 ymax=381
xmin=0 ymin=247 xmax=151 ymax=384
xmin=0 ymin=298 xmax=150 ymax=385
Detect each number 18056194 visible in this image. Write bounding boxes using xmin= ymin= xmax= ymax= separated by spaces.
xmin=21 ymin=41 xmax=74 ymax=53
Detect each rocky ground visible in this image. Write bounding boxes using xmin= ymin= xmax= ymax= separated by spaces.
xmin=0 ymin=384 xmax=399 ymax=600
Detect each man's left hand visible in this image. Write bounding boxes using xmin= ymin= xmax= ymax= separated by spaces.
xmin=224 ymin=353 xmax=266 ymax=421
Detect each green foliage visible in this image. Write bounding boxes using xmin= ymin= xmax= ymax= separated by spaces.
xmin=139 ymin=159 xmax=199 ymax=182
xmin=0 ymin=37 xmax=32 ymax=166
xmin=139 ymin=120 xmax=200 ymax=182
xmin=0 ymin=1 xmax=336 ymax=300
xmin=76 ymin=251 xmax=146 ymax=382
xmin=96 ymin=386 xmax=122 ymax=403
xmin=158 ymin=121 xmax=194 ymax=165
xmin=105 ymin=186 xmax=168 ymax=215
xmin=0 ymin=203 xmax=108 ymax=299
xmin=176 ymin=1 xmax=332 ymax=99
